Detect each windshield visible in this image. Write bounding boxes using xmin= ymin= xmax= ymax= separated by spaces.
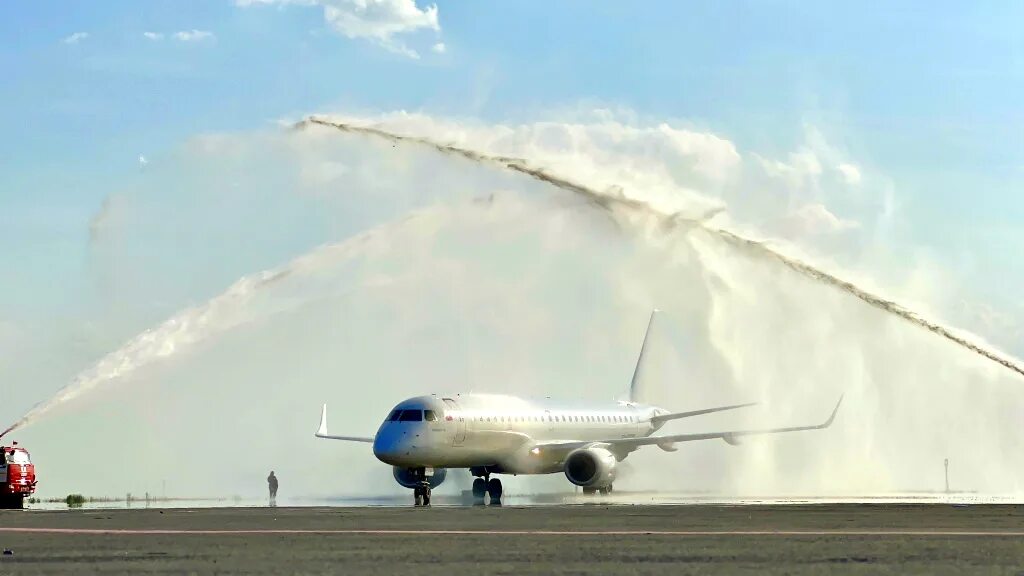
xmin=8 ymin=450 xmax=29 ymax=465
xmin=398 ymin=410 xmax=423 ymax=422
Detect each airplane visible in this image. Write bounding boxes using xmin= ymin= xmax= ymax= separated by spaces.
xmin=315 ymin=310 xmax=843 ymax=506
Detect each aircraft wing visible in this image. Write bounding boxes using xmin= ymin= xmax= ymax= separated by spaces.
xmin=531 ymin=396 xmax=842 ymax=455
xmin=314 ymin=404 xmax=374 ymax=443
xmin=611 ymin=395 xmax=842 ymax=451
xmin=649 ymin=402 xmax=757 ymax=424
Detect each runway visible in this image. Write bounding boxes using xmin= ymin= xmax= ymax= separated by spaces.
xmin=1 ymin=504 xmax=1022 ymax=574
xmin=4 ymin=527 xmax=1024 ymax=537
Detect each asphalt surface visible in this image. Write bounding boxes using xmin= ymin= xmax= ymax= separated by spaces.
xmin=1 ymin=504 xmax=1023 ymax=574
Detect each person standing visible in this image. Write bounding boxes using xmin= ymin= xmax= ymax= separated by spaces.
xmin=267 ymin=471 xmax=278 ymax=506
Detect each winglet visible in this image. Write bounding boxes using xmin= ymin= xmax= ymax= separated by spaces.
xmin=316 ymin=404 xmax=329 ymax=437
xmin=822 ymin=394 xmax=844 ymax=428
xmin=629 ymin=309 xmax=658 ymax=404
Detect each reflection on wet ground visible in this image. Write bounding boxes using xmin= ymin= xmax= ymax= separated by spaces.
xmin=26 ymin=491 xmax=1020 ymax=511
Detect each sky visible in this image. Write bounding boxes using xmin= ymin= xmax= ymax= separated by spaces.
xmin=4 ymin=1 xmax=1022 ymax=312
xmin=2 ymin=1 xmax=1024 ymax=497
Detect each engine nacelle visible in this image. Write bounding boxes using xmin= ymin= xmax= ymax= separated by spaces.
xmin=392 ymin=467 xmax=447 ymax=489
xmin=564 ymin=446 xmax=617 ymax=488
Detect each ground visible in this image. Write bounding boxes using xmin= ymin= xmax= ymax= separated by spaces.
xmin=1 ymin=504 xmax=1023 ymax=574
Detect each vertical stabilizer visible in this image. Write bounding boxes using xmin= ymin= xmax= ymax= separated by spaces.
xmin=629 ymin=309 xmax=658 ymax=403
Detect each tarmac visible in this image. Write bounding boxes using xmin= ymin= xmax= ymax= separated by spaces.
xmin=1 ymin=504 xmax=1022 ymax=574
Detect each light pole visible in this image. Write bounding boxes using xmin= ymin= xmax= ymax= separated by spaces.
xmin=944 ymin=458 xmax=949 ymax=493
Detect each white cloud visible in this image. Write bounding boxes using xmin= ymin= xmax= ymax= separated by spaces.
xmin=138 ymin=155 xmax=148 ymax=166
xmin=783 ymin=203 xmax=860 ymax=236
xmin=431 ymin=42 xmax=445 ymax=54
xmin=837 ymin=162 xmax=862 ymax=186
xmin=174 ymin=30 xmax=215 ymax=42
xmin=312 ymin=110 xmax=898 ymax=246
xmin=143 ymin=32 xmax=164 ymax=41
xmin=62 ymin=32 xmax=89 ymax=44
xmin=755 ymin=149 xmax=823 ymax=190
xmin=237 ymin=0 xmax=441 ymax=59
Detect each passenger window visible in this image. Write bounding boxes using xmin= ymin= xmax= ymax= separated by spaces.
xmin=424 ymin=410 xmax=438 ymax=422
xmin=399 ymin=410 xmax=423 ymax=422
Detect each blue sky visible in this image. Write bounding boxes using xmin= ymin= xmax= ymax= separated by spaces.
xmin=2 ymin=0 xmax=1023 ymax=327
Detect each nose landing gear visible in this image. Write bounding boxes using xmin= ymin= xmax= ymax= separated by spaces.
xmin=407 ymin=468 xmax=433 ymax=507
xmin=414 ymin=482 xmax=431 ymax=506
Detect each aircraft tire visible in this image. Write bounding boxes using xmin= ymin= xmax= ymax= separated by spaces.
xmin=472 ymin=478 xmax=487 ymax=503
xmin=487 ymin=478 xmax=503 ymax=505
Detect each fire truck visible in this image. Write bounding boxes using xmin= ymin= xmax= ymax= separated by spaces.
xmin=1 ymin=443 xmax=36 ymax=509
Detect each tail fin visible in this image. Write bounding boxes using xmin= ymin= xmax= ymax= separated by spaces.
xmin=629 ymin=309 xmax=658 ymax=404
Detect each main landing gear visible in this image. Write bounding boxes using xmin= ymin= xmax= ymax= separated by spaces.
xmin=470 ymin=476 xmax=502 ymax=506
xmin=581 ymin=485 xmax=614 ymax=496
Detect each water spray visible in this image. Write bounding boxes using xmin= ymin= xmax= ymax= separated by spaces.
xmin=0 ymin=204 xmax=464 ymax=439
xmin=302 ymin=115 xmax=1024 ymax=381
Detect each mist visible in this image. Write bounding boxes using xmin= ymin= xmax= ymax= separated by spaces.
xmin=4 ymin=111 xmax=1022 ymax=500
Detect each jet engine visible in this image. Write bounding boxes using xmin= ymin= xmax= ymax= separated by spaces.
xmin=393 ymin=466 xmax=447 ymax=489
xmin=563 ymin=446 xmax=617 ymax=488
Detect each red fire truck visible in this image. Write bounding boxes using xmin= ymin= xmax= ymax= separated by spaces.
xmin=1 ymin=443 xmax=36 ymax=509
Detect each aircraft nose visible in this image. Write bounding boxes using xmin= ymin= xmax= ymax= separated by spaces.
xmin=373 ymin=427 xmax=415 ymax=465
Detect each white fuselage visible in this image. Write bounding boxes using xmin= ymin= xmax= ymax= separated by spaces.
xmin=372 ymin=394 xmax=667 ymax=475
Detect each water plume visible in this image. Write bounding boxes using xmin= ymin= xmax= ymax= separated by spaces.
xmin=303 ymin=116 xmax=1024 ymax=381
xmin=0 ymin=205 xmax=454 ymax=439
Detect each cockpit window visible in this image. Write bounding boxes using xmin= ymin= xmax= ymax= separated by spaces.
xmin=387 ymin=410 xmax=402 ymax=422
xmin=424 ymin=410 xmax=438 ymax=422
xmin=399 ymin=410 xmax=423 ymax=422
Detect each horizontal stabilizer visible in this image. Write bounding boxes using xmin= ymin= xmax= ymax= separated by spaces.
xmin=314 ymin=404 xmax=374 ymax=443
xmin=650 ymin=402 xmax=757 ymax=424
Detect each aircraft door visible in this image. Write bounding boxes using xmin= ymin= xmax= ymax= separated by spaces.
xmin=442 ymin=398 xmax=466 ymax=446
xmin=544 ymin=410 xmax=554 ymax=432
